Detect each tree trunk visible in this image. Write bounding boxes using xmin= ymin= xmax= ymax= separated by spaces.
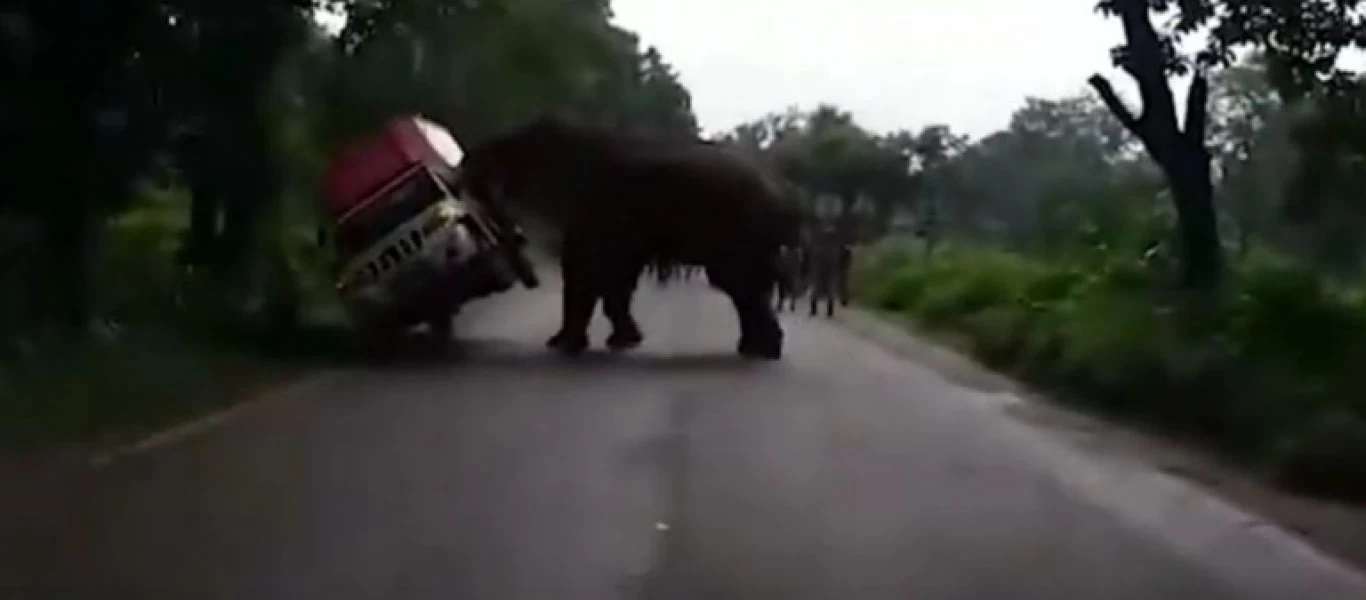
xmin=181 ymin=175 xmax=223 ymax=269
xmin=921 ymin=195 xmax=939 ymax=259
xmin=220 ymin=187 xmax=262 ymax=277
xmin=176 ymin=128 xmax=228 ymax=271
xmin=1089 ymin=0 xmax=1223 ymax=289
xmin=44 ymin=207 xmax=96 ymax=336
xmin=838 ymin=192 xmax=857 ymax=243
xmin=1165 ymin=150 xmax=1223 ymax=288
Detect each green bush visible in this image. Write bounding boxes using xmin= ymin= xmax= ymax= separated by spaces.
xmin=1271 ymin=410 xmax=1366 ymax=501
xmin=0 ymin=184 xmax=347 ymax=449
xmin=1231 ymin=251 xmax=1366 ymax=377
xmin=960 ymin=304 xmax=1033 ymax=367
xmin=868 ymin=266 xmax=930 ymax=312
xmin=855 ymin=238 xmax=1366 ymax=502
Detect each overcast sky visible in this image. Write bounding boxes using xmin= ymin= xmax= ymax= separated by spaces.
xmin=608 ymin=0 xmax=1148 ymax=139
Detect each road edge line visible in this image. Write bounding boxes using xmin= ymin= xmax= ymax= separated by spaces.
xmin=88 ymin=371 xmax=341 ymax=469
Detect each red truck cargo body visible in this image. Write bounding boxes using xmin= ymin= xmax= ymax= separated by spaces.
xmin=321 ymin=116 xmax=465 ymax=222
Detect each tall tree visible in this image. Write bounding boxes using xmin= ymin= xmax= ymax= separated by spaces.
xmin=0 ymin=0 xmax=186 ymax=329
xmin=1088 ymin=0 xmax=1366 ymax=289
xmin=326 ymin=0 xmax=695 ymax=145
xmin=164 ymin=0 xmax=317 ymax=273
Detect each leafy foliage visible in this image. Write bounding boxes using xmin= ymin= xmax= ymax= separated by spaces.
xmin=0 ymin=0 xmax=698 ymax=337
xmin=719 ymin=106 xmax=961 ymax=243
xmin=844 ymin=26 xmax=1366 ymax=500
xmin=0 ymin=0 xmax=698 ymax=444
xmin=1088 ymin=0 xmax=1366 ymax=288
xmin=857 ymin=239 xmax=1366 ymax=500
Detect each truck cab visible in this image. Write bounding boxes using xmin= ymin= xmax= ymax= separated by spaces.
xmin=321 ymin=116 xmax=536 ymax=348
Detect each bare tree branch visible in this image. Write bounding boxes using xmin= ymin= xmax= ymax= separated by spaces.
xmin=1088 ymin=74 xmax=1140 ymax=132
xmin=1110 ymin=0 xmax=1179 ymax=132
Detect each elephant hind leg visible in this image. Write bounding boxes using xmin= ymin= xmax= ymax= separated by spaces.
xmin=603 ymin=272 xmax=644 ymax=351
xmin=734 ymin=291 xmax=782 ymax=359
xmin=709 ymin=258 xmax=783 ymax=360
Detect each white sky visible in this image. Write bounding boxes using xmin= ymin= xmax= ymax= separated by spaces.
xmin=318 ymin=1 xmax=1365 ymax=141
xmin=607 ymin=0 xmax=1161 ymax=140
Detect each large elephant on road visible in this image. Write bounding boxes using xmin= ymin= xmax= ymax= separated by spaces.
xmin=456 ymin=116 xmax=802 ymax=359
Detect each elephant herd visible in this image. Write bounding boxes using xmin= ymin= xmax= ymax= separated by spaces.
xmin=455 ymin=115 xmax=818 ymax=361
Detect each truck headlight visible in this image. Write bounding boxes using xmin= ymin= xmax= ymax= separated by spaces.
xmin=435 ymin=202 xmax=459 ymax=221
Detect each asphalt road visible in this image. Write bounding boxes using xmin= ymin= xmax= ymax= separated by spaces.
xmin=16 ymin=274 xmax=1366 ymax=599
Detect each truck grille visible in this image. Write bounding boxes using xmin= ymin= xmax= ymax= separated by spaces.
xmin=340 ymin=226 xmax=433 ymax=293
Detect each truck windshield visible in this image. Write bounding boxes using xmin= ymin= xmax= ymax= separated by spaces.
xmin=335 ymin=168 xmax=446 ymax=257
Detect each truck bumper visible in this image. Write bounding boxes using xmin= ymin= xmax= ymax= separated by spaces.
xmin=343 ymin=250 xmax=518 ymax=333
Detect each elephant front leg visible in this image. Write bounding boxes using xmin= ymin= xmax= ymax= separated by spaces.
xmin=547 ymin=279 xmax=595 ymax=355
xmin=548 ymin=251 xmax=598 ymax=355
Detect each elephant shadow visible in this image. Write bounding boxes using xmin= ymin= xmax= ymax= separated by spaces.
xmin=429 ymin=337 xmax=776 ymax=374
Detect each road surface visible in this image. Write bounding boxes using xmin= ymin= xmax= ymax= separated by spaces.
xmin=13 ymin=274 xmax=1366 ymax=599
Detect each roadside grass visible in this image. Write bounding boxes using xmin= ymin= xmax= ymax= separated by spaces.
xmin=0 ymin=332 xmax=294 ymax=451
xmin=854 ymin=239 xmax=1366 ymax=503
xmin=0 ymin=188 xmax=356 ymax=451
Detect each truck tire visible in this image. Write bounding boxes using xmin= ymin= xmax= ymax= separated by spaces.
xmin=427 ymin=313 xmax=454 ymax=349
xmin=357 ymin=320 xmax=403 ymax=363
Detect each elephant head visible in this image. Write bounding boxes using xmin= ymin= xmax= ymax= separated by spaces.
xmin=456 ymin=114 xmax=609 ymax=223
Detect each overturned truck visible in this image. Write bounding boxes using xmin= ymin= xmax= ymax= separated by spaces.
xmin=321 ymin=116 xmax=538 ymax=350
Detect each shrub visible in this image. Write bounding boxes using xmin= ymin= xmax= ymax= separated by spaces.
xmin=1271 ymin=410 xmax=1366 ymax=501
xmin=856 ymin=237 xmax=1366 ymax=502
xmin=876 ymin=269 xmax=927 ymax=312
xmin=1048 ymin=292 xmax=1169 ymax=412
xmin=960 ymin=304 xmax=1033 ymax=367
xmin=1231 ymin=251 xmax=1366 ymax=379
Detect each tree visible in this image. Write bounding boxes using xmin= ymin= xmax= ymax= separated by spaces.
xmin=162 ymin=0 xmax=318 ymax=274
xmin=0 ymin=0 xmax=698 ymax=335
xmin=722 ymin=108 xmax=804 ymax=152
xmin=0 ymin=0 xmax=192 ymax=329
xmin=905 ymin=124 xmax=967 ymax=251
xmin=1088 ymin=0 xmax=1366 ymax=289
xmin=325 ymin=0 xmax=695 ymax=145
xmin=725 ymin=106 xmax=921 ymax=242
xmin=1280 ymin=77 xmax=1366 ymax=271
xmin=1207 ymin=54 xmax=1286 ymax=254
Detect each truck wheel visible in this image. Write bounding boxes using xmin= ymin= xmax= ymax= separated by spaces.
xmin=359 ymin=326 xmax=402 ymax=363
xmin=427 ymin=313 xmax=453 ymax=349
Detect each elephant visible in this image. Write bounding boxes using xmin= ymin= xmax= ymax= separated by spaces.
xmin=456 ymin=115 xmax=803 ymax=359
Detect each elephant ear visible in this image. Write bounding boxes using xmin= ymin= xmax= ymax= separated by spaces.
xmin=514 ymin=112 xmax=590 ymax=149
xmin=484 ymin=114 xmax=598 ymax=177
